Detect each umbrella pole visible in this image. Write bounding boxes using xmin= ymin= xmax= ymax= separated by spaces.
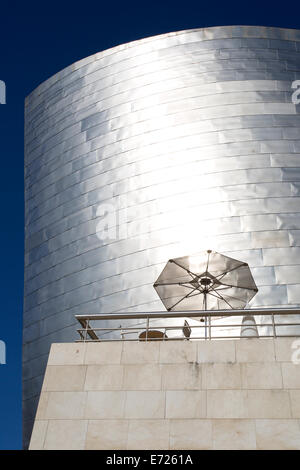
xmin=204 ymin=292 xmax=207 ymax=340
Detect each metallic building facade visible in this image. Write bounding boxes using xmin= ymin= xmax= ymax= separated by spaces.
xmin=24 ymin=26 xmax=300 ymax=445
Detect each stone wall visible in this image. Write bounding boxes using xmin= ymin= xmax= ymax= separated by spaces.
xmin=30 ymin=338 xmax=300 ymax=450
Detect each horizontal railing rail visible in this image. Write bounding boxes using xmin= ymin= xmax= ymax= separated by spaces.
xmin=75 ymin=308 xmax=300 ymax=342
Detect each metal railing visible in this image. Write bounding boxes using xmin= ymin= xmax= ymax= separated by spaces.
xmin=75 ymin=308 xmax=300 ymax=342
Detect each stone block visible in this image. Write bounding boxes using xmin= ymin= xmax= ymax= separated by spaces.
xmin=161 ymin=364 xmax=201 ymax=390
xmin=274 ymin=338 xmax=300 ymax=362
xmin=84 ymin=365 xmax=124 ymax=390
xmin=241 ymin=363 xmax=282 ymax=389
xmin=197 ymin=340 xmax=235 ymax=363
xmin=43 ymin=365 xmax=87 ymax=391
xmin=203 ymin=363 xmax=241 ymax=389
xmin=85 ymin=391 xmax=126 ymax=419
xmin=256 ymin=419 xmax=300 ymax=449
xmin=29 ymin=420 xmax=48 ymax=450
xmin=124 ymin=391 xmax=165 ymax=419
xmin=43 ymin=420 xmax=88 ymax=450
xmin=45 ymin=391 xmax=87 ymax=419
xmin=281 ymin=363 xmax=300 ymax=388
xmin=123 ymin=364 xmax=162 ymax=390
xmin=236 ymin=339 xmax=275 ymax=362
xmin=246 ymin=390 xmax=291 ymax=418
xmin=170 ymin=419 xmax=212 ymax=449
xmin=213 ymin=419 xmax=256 ymax=450
xmin=48 ymin=343 xmax=86 ymax=365
xmin=85 ymin=341 xmax=123 ymax=365
xmin=84 ymin=341 xmax=123 ymax=364
xmin=159 ymin=341 xmax=197 ymax=364
xmin=127 ymin=420 xmax=169 ymax=450
xmin=289 ymin=390 xmax=300 ymax=418
xmin=166 ymin=391 xmax=206 ymax=418
xmin=35 ymin=392 xmax=50 ymax=420
xmin=85 ymin=420 xmax=128 ymax=450
xmin=122 ymin=342 xmax=159 ymax=364
xmin=207 ymin=390 xmax=246 ymax=418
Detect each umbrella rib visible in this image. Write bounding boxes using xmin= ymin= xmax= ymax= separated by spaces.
xmin=208 ymin=286 xmax=232 ymax=292
xmin=209 ymin=289 xmax=235 ymax=309
xmin=214 ymin=262 xmax=246 ymax=280
xmin=167 ymin=286 xmax=199 ymax=310
xmin=215 ymin=283 xmax=257 ymax=292
xmin=209 ymin=291 xmax=234 ymax=309
xmin=155 ymin=282 xmax=195 ymax=289
xmin=170 ymin=260 xmax=198 ymax=279
xmin=220 ymin=292 xmax=251 ymax=304
xmin=186 ymin=290 xmax=204 ymax=297
xmin=206 ymin=283 xmax=232 ymax=294
xmin=210 ymin=286 xmax=249 ymax=305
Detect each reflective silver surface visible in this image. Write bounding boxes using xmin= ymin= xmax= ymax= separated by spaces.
xmin=24 ymin=26 xmax=300 ymax=446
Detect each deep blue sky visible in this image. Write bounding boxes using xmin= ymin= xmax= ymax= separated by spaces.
xmin=1 ymin=0 xmax=300 ymax=450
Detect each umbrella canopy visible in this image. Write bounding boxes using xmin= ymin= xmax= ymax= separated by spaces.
xmin=153 ymin=250 xmax=258 ymax=311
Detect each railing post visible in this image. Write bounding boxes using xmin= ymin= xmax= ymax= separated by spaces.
xmin=146 ymin=316 xmax=149 ymax=342
xmin=85 ymin=320 xmax=89 ymax=342
xmin=272 ymin=314 xmax=277 ymax=338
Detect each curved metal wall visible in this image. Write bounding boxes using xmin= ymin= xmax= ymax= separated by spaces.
xmin=24 ymin=25 xmax=300 ymax=445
